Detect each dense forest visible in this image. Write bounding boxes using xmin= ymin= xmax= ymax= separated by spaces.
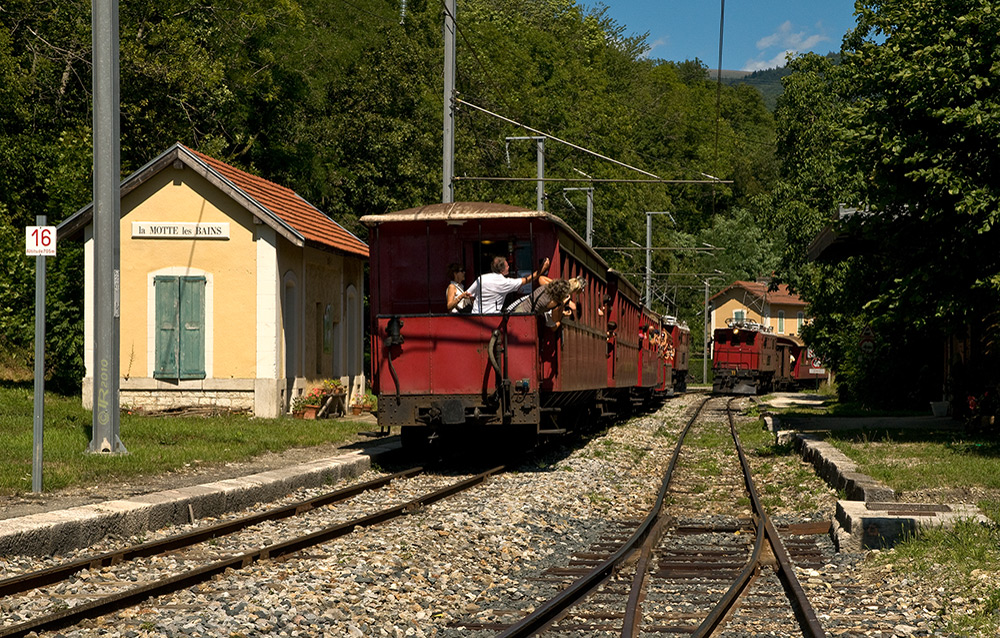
xmin=1 ymin=0 xmax=997 ymax=408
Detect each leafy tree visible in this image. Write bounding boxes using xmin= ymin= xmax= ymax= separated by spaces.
xmin=842 ymin=0 xmax=1000 ymax=328
xmin=772 ymin=0 xmax=1000 ymax=407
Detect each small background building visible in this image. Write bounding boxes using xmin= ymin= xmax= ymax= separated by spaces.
xmin=59 ymin=143 xmax=368 ymax=417
xmin=709 ymin=280 xmax=809 ymax=337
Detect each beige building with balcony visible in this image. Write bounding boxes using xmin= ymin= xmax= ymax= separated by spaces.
xmin=709 ymin=280 xmax=809 ymax=337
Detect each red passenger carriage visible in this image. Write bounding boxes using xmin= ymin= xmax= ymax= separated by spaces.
xmin=775 ymin=334 xmax=826 ymax=390
xmin=361 ymin=202 xmax=668 ymax=448
xmin=662 ymin=316 xmax=690 ymax=393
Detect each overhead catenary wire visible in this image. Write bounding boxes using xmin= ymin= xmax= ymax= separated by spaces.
xmin=455 ymin=98 xmax=730 ymax=183
xmin=454 ymin=176 xmax=730 ymax=184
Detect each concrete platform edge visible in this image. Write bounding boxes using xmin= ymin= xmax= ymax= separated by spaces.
xmin=766 ymin=415 xmax=988 ymax=551
xmin=0 ymin=440 xmax=397 ymax=557
xmin=767 ymin=415 xmax=897 ymax=503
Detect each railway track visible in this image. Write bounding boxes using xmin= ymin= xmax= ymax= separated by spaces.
xmin=0 ymin=397 xmax=925 ymax=636
xmin=483 ymin=395 xmax=829 ymax=637
xmin=0 ymin=465 xmax=502 ymax=638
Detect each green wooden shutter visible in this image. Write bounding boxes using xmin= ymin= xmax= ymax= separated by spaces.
xmin=178 ymin=277 xmax=206 ymax=379
xmin=154 ymin=276 xmax=179 ymax=378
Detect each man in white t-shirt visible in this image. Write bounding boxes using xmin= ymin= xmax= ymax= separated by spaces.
xmin=467 ymin=255 xmax=551 ymax=314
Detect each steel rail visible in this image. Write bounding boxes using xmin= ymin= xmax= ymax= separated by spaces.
xmin=692 ymin=398 xmax=826 ymax=638
xmin=0 ymin=466 xmax=423 ymax=598
xmin=496 ymin=396 xmax=712 ymax=638
xmin=623 ymin=397 xmax=767 ymax=638
xmin=689 ymin=518 xmax=765 ymax=637
xmin=0 ymin=466 xmax=503 ymax=638
xmin=620 ymin=515 xmax=670 ymax=636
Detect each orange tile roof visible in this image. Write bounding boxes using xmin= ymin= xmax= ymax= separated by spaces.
xmin=711 ymin=280 xmax=807 ymax=306
xmin=185 ymin=146 xmax=368 ymax=258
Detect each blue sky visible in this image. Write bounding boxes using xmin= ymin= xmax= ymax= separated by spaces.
xmin=585 ymin=1 xmax=859 ymax=71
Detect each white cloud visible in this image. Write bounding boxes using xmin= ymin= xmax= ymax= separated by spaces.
xmin=756 ymin=20 xmax=829 ymax=54
xmin=743 ymin=49 xmax=797 ymax=72
xmin=644 ymin=36 xmax=669 ymax=58
xmin=742 ymin=20 xmax=830 ymax=70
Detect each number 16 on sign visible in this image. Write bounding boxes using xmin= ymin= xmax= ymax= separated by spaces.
xmin=26 ymin=226 xmax=57 ymax=256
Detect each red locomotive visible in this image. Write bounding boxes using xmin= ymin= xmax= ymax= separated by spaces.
xmin=360 ymin=202 xmax=676 ymax=449
xmin=711 ymin=318 xmax=779 ymax=395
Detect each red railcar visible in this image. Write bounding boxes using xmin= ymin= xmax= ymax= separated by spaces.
xmin=360 ymin=202 xmax=669 ymax=448
xmin=711 ymin=318 xmax=779 ymax=395
xmin=775 ymin=334 xmax=827 ymax=390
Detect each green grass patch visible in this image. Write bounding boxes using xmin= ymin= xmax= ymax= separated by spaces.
xmin=825 ymin=429 xmax=1000 ymax=500
xmin=0 ymin=384 xmax=370 ymax=495
xmin=736 ymin=417 xmax=827 ymax=512
xmin=689 ymin=424 xmax=730 ymax=450
xmin=771 ymin=400 xmax=927 ymax=418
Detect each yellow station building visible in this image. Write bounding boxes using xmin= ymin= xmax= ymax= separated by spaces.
xmin=59 ymin=143 xmax=369 ymax=417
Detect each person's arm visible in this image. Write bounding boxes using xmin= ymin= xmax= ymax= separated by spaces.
xmin=519 ymin=257 xmax=551 ymax=285
xmin=549 ymin=299 xmax=575 ymax=328
xmin=446 ymin=283 xmax=468 ymax=311
xmin=465 ymin=279 xmax=481 ymax=312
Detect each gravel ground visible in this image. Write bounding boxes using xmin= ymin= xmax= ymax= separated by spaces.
xmin=0 ymin=395 xmax=987 ymax=637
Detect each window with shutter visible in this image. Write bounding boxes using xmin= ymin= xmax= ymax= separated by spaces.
xmin=154 ymin=275 xmax=206 ymax=379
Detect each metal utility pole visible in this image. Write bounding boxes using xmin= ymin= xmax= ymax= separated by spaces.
xmin=90 ymin=0 xmax=126 ymax=454
xmin=644 ymin=212 xmax=673 ymax=307
xmin=563 ymin=187 xmax=594 ymax=246
xmin=29 ymin=215 xmax=53 ymax=492
xmin=506 ymin=136 xmax=545 ymax=211
xmin=442 ymin=0 xmax=456 ymax=203
xmin=535 ymin=137 xmax=545 ymax=211
xmin=704 ymin=279 xmax=710 ymax=385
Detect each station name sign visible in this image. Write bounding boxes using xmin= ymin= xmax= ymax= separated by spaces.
xmin=132 ymin=222 xmax=230 ymax=239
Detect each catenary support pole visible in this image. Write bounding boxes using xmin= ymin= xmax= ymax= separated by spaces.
xmin=644 ymin=212 xmax=673 ymax=307
xmin=536 ymin=138 xmax=545 ymax=211
xmin=646 ymin=214 xmax=652 ymax=307
xmin=562 ymin=187 xmax=594 ymax=246
xmin=442 ymin=0 xmax=456 ymax=203
xmin=90 ymin=0 xmax=126 ymax=454
xmin=704 ymin=279 xmax=710 ymax=385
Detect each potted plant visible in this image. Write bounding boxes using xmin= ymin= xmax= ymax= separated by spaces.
xmin=292 ymin=387 xmax=324 ymax=419
xmin=362 ymin=391 xmax=377 ymax=413
xmin=321 ymin=378 xmax=346 ymax=395
xmin=349 ymin=391 xmax=364 ymax=416
xmin=290 ymin=395 xmax=307 ymax=418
